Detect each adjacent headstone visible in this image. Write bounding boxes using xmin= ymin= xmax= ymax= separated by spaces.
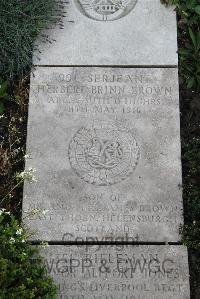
xmin=23 ymin=67 xmax=183 ymax=242
xmin=39 ymin=245 xmax=190 ymax=299
xmin=33 ymin=0 xmax=178 ymax=66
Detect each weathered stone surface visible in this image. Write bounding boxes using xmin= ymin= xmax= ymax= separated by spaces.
xmin=23 ymin=67 xmax=183 ymax=242
xmin=39 ymin=245 xmax=190 ymax=299
xmin=33 ymin=0 xmax=178 ymax=66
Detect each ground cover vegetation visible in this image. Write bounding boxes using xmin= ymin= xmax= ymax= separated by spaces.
xmin=162 ymin=1 xmax=200 ymax=297
xmin=0 ymin=0 xmax=66 ymax=298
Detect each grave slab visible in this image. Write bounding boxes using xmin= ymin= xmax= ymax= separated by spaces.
xmin=23 ymin=67 xmax=183 ymax=242
xmin=33 ymin=0 xmax=178 ymax=66
xmin=39 ymin=245 xmax=190 ymax=299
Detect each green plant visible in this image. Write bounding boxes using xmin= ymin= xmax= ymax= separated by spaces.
xmin=182 ymin=222 xmax=200 ymax=250
xmin=0 ymin=77 xmax=32 ymax=213
xmin=0 ymin=210 xmax=57 ymax=299
xmin=0 ymin=0 xmax=65 ymax=80
xmin=179 ymin=26 xmax=200 ymax=90
xmin=0 ymin=79 xmax=8 ymax=114
xmin=181 ymin=137 xmax=200 ymax=250
xmin=161 ymin=0 xmax=200 ymax=91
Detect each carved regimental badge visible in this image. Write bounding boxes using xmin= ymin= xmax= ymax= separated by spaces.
xmin=74 ymin=0 xmax=137 ymax=21
xmin=69 ymin=122 xmax=139 ymax=185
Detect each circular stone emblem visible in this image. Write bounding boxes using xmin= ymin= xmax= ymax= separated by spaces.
xmin=74 ymin=0 xmax=137 ymax=21
xmin=69 ymin=123 xmax=139 ymax=185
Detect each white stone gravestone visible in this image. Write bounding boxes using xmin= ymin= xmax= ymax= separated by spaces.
xmin=23 ymin=0 xmax=190 ymax=297
xmin=39 ymin=245 xmax=190 ymax=298
xmin=23 ymin=67 xmax=183 ymax=242
xmin=33 ymin=0 xmax=178 ymax=66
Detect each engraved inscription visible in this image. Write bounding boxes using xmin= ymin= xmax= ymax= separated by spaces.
xmin=24 ymin=68 xmax=182 ymax=242
xmin=40 ymin=246 xmax=189 ymax=299
xmin=69 ymin=121 xmax=139 ymax=185
xmin=33 ymin=71 xmax=173 ymax=117
xmin=74 ymin=0 xmax=137 ymax=21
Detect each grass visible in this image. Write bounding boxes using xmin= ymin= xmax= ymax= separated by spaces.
xmin=0 ymin=77 xmax=29 ymax=214
xmin=161 ymin=0 xmax=200 ymax=91
xmin=0 ymin=1 xmax=66 ymax=297
xmin=0 ymin=0 xmax=66 ymax=80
